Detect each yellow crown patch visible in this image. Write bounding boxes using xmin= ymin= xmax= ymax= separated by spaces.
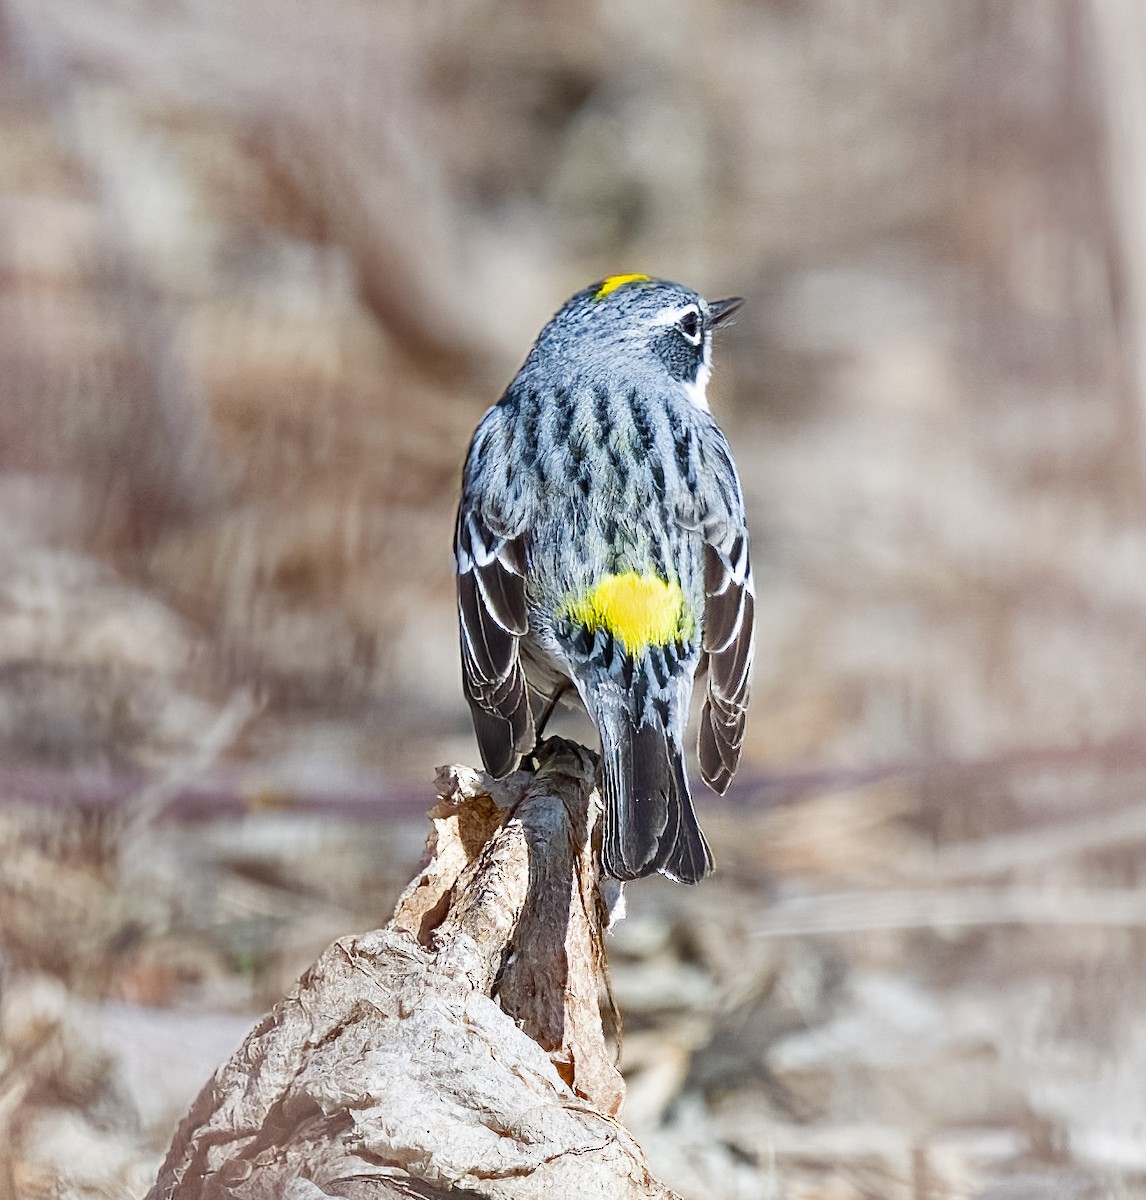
xmin=594 ymin=273 xmax=651 ymax=300
xmin=564 ymin=572 xmax=689 ymax=656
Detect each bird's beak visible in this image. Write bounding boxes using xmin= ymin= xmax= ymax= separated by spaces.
xmin=707 ymin=296 xmax=744 ymax=327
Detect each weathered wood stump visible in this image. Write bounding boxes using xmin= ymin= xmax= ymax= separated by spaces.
xmin=147 ymin=738 xmax=680 ymax=1199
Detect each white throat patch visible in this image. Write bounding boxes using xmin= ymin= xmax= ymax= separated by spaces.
xmin=683 ymin=338 xmax=713 ymax=411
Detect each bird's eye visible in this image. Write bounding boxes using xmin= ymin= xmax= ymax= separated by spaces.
xmin=678 ymin=309 xmax=702 ymax=344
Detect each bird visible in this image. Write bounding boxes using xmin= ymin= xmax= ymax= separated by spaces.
xmin=454 ymin=273 xmax=754 ymax=883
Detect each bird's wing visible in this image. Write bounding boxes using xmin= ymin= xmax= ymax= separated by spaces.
xmin=455 ymin=406 xmax=536 ymax=777
xmin=688 ymin=428 xmax=756 ymax=794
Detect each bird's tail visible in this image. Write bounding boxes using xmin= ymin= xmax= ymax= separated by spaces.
xmin=598 ymin=708 xmax=714 ymax=884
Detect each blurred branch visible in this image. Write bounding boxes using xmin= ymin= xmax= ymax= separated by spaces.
xmin=920 ymin=793 xmax=1146 ymax=882
xmin=116 ymin=690 xmax=261 ymax=869
xmin=146 ymin=740 xmax=677 ymax=1200
xmin=1092 ymin=0 xmax=1146 ymax=500
xmin=249 ymin=114 xmax=491 ymax=387
xmin=756 ymin=884 xmax=1146 ymax=939
xmin=10 ymin=732 xmax=1146 ymax=821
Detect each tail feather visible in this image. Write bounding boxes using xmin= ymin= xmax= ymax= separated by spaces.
xmin=661 ymin=737 xmax=715 ymax=884
xmin=600 ymin=713 xmax=714 ymax=884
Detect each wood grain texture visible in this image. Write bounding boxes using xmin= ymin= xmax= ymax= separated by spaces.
xmin=147 ymin=740 xmax=673 ymax=1199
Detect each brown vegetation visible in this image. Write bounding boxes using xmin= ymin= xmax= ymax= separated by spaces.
xmin=2 ymin=2 xmax=1146 ymax=1197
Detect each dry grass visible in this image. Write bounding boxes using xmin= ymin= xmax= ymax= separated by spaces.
xmin=2 ymin=1 xmax=1146 ymax=1196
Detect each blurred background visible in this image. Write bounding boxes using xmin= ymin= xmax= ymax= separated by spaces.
xmin=3 ymin=1 xmax=1146 ymax=1196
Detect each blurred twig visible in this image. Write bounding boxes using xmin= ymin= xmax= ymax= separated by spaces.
xmin=116 ymin=691 xmax=260 ymax=869
xmin=1092 ymin=0 xmax=1146 ymax=501
xmin=6 ymin=729 xmax=1146 ymax=831
xmin=756 ymin=885 xmax=1146 ymax=938
xmin=921 ymin=797 xmax=1146 ymax=882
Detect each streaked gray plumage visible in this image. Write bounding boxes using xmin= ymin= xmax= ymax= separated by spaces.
xmin=455 ymin=276 xmax=754 ymax=883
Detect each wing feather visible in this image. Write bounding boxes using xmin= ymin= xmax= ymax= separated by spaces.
xmin=694 ymin=440 xmax=755 ymax=796
xmin=473 ymin=548 xmax=528 ymax=636
xmin=455 ymin=409 xmax=536 ymax=778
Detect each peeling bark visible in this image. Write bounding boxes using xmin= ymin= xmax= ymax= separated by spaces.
xmin=147 ymin=739 xmax=677 ymax=1199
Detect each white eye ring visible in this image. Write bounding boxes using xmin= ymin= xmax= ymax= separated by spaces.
xmin=677 ymin=308 xmax=702 ymax=345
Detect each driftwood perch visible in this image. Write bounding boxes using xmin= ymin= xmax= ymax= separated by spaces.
xmin=147 ymin=738 xmax=681 ymax=1199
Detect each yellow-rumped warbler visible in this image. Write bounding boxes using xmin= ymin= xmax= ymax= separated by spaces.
xmin=455 ymin=274 xmax=754 ymax=883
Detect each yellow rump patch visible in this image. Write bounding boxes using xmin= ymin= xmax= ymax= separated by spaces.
xmin=564 ymin=572 xmax=688 ymax=656
xmin=594 ymin=273 xmax=651 ymax=300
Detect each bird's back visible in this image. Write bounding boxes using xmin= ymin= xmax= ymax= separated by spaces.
xmin=456 ymin=275 xmax=754 ymax=883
